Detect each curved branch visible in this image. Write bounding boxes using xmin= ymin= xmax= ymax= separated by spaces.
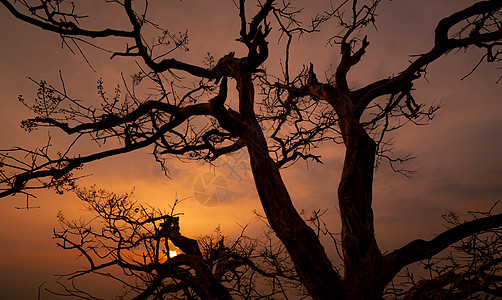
xmin=0 ymin=0 xmax=134 ymax=38
xmin=354 ymin=0 xmax=502 ymax=115
xmin=385 ymin=212 xmax=502 ymax=278
xmin=30 ymin=101 xmax=206 ymax=135
xmin=336 ymin=36 xmax=369 ymax=92
xmin=122 ymin=0 xmax=222 ymax=78
xmin=0 ymin=102 xmax=213 ymax=198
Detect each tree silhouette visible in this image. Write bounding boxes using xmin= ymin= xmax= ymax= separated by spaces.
xmin=49 ymin=187 xmax=301 ymax=299
xmin=1 ymin=0 xmax=502 ymax=299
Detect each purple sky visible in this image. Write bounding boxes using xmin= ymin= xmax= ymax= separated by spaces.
xmin=0 ymin=0 xmax=501 ymax=298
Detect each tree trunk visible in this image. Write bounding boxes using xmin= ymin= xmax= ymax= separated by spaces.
xmin=236 ymin=72 xmax=346 ymax=299
xmin=247 ymin=132 xmax=346 ymax=299
xmin=334 ymin=92 xmax=389 ymax=299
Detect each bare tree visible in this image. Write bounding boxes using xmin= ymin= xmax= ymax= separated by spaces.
xmin=49 ymin=187 xmax=301 ymax=299
xmin=1 ymin=0 xmax=502 ymax=299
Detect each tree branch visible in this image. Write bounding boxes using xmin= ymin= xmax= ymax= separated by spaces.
xmin=385 ymin=212 xmax=502 ymax=277
xmin=354 ymin=0 xmax=502 ymax=115
xmin=0 ymin=0 xmax=134 ymax=38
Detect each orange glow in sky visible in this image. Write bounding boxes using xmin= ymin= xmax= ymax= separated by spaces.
xmin=0 ymin=0 xmax=501 ymax=299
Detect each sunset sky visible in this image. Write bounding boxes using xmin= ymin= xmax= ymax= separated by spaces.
xmin=1 ymin=0 xmax=501 ymax=299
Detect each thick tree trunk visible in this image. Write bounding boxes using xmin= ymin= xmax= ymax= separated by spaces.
xmin=338 ymin=125 xmax=387 ymax=299
xmin=334 ymin=93 xmax=389 ymax=299
xmin=246 ymin=130 xmax=346 ymax=299
xmin=235 ymin=72 xmax=346 ymax=299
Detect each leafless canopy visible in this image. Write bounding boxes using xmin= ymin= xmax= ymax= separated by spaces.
xmin=49 ymin=187 xmax=302 ymax=299
xmin=1 ymin=0 xmax=502 ymax=299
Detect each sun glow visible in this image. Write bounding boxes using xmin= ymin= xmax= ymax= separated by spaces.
xmin=169 ymin=250 xmax=178 ymax=258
